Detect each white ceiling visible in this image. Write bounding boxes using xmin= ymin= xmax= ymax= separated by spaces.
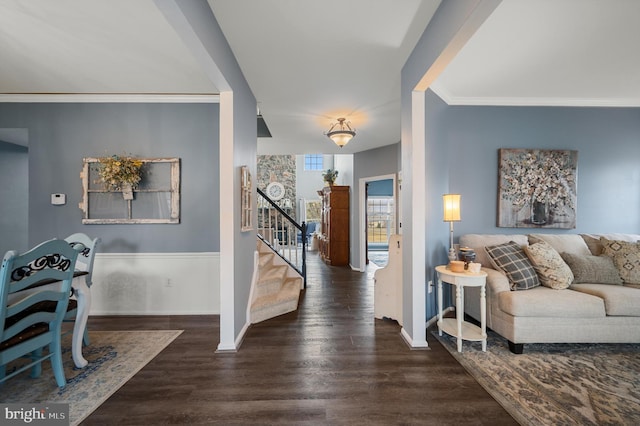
xmin=208 ymin=0 xmax=440 ymax=154
xmin=0 ymin=0 xmax=215 ymax=94
xmin=1 ymin=0 xmax=638 ymax=152
xmin=432 ymin=0 xmax=640 ymax=107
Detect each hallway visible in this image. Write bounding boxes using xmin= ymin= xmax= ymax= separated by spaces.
xmin=85 ymin=253 xmax=516 ymax=425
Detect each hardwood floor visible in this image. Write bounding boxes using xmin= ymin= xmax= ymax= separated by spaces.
xmin=84 ymin=253 xmax=517 ymax=425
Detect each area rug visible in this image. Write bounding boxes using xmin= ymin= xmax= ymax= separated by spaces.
xmin=0 ymin=330 xmax=182 ymax=425
xmin=368 ymin=251 xmax=388 ymax=267
xmin=434 ymin=330 xmax=640 ymax=425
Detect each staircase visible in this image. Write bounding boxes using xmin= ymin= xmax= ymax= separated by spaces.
xmin=250 ymin=238 xmax=303 ymax=323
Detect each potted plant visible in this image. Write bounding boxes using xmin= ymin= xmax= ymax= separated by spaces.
xmin=96 ymin=154 xmax=144 ymax=200
xmin=322 ymin=168 xmax=338 ymax=186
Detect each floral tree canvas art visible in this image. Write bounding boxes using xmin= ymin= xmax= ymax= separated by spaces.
xmin=498 ymin=149 xmax=578 ymax=228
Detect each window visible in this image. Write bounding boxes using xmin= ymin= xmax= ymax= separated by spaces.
xmin=304 ymin=154 xmax=323 ymax=171
xmin=367 ymin=197 xmax=395 ymax=246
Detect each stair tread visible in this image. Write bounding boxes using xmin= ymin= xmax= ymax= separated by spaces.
xmin=251 ymin=279 xmax=300 ymax=307
xmin=257 ymin=264 xmax=288 ymax=283
xmin=258 ymin=251 xmax=275 ymax=265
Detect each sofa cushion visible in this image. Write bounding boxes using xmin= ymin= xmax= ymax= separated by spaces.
xmin=459 ymin=234 xmax=529 ymax=268
xmin=498 ymin=286 xmax=606 ymax=318
xmin=528 ymin=234 xmax=591 ymax=257
xmin=571 ymin=284 xmax=640 ymax=316
xmin=524 ymin=241 xmax=574 ymax=289
xmin=560 ymin=253 xmax=623 ymax=285
xmin=601 ymin=239 xmax=640 ymax=285
xmin=486 ymin=241 xmax=540 ymax=291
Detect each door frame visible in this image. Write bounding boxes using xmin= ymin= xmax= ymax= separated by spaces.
xmin=358 ymin=173 xmax=397 ymax=272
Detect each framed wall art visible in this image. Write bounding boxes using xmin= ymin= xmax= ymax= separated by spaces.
xmin=241 ymin=165 xmax=253 ymax=232
xmin=497 ymin=149 xmax=578 ymax=229
xmin=80 ymin=157 xmax=180 ymax=224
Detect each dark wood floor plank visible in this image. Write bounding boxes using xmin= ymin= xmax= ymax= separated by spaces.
xmin=82 ymin=254 xmax=516 ymax=425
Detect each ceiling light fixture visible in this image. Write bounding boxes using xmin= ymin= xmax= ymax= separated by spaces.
xmin=325 ymin=118 xmax=355 ymax=148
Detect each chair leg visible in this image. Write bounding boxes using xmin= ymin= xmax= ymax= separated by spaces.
xmin=30 ymin=348 xmax=43 ymax=379
xmin=49 ymin=341 xmax=67 ymax=388
xmin=83 ymin=328 xmax=90 ymax=346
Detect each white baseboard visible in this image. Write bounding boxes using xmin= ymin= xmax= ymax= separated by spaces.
xmin=90 ymin=252 xmax=220 ymax=315
xmin=401 ymin=327 xmax=429 ymax=349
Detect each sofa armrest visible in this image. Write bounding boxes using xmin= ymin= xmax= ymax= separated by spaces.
xmin=483 ymin=267 xmax=510 ymax=294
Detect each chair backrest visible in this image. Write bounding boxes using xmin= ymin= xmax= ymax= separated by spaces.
xmin=306 ymin=221 xmax=318 ymax=235
xmin=64 ymin=233 xmax=101 ymax=287
xmin=1 ymin=239 xmax=82 ymax=346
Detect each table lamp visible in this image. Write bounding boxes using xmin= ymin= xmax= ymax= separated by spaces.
xmin=443 ymin=194 xmax=461 ymax=262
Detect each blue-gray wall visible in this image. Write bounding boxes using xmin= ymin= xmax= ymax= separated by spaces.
xmin=0 ymin=103 xmax=220 ymax=253
xmin=353 ymin=143 xmax=401 ymax=268
xmin=0 ymin=140 xmax=28 ymax=255
xmin=424 ymin=89 xmax=640 ymax=319
xmin=427 ymin=91 xmax=640 ymax=240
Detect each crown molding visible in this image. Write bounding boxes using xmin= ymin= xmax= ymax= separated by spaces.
xmin=0 ymin=94 xmax=220 ymax=103
xmin=430 ymin=82 xmax=640 ymax=107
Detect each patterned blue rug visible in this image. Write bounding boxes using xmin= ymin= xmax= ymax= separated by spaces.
xmin=0 ymin=329 xmax=182 ymax=425
xmin=434 ymin=330 xmax=640 ymax=425
xmin=368 ymin=251 xmax=388 ymax=267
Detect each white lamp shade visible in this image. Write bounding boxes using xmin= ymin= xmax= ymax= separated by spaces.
xmin=443 ymin=194 xmax=461 ymax=222
xmin=329 ymin=132 xmax=354 ymax=147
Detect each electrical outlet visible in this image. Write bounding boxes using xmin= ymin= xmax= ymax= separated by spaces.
xmin=427 ymin=280 xmax=433 ymax=293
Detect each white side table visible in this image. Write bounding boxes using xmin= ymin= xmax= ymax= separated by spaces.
xmin=435 ymin=265 xmax=487 ymax=352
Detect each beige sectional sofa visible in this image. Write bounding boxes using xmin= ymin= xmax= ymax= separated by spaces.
xmin=458 ymin=233 xmax=640 ymax=353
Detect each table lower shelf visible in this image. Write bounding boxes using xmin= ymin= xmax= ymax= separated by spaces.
xmin=438 ymin=318 xmax=485 ymax=341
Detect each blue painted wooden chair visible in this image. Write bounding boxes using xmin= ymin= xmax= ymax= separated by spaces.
xmin=0 ymin=239 xmax=82 ymax=388
xmin=63 ymin=233 xmax=100 ymax=347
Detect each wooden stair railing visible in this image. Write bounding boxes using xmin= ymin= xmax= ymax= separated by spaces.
xmin=257 ymin=188 xmax=307 ymax=288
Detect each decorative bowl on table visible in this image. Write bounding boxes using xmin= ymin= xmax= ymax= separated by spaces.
xmin=449 ymin=260 xmax=465 ymax=272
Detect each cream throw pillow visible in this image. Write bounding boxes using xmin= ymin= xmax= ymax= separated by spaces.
xmin=524 ymin=241 xmax=574 ymax=289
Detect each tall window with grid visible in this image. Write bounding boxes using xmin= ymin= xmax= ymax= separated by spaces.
xmin=304 ymin=154 xmax=323 ymax=171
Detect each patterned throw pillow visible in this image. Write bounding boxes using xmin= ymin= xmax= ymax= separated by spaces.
xmin=524 ymin=241 xmax=574 ymax=289
xmin=485 ymin=241 xmax=540 ymax=291
xmin=600 ymin=239 xmax=640 ymax=285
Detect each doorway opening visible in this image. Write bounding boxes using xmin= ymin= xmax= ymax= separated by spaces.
xmin=359 ymin=174 xmax=396 ymax=271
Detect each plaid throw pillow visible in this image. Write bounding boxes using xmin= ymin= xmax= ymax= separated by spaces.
xmin=485 ymin=241 xmax=540 ymax=291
